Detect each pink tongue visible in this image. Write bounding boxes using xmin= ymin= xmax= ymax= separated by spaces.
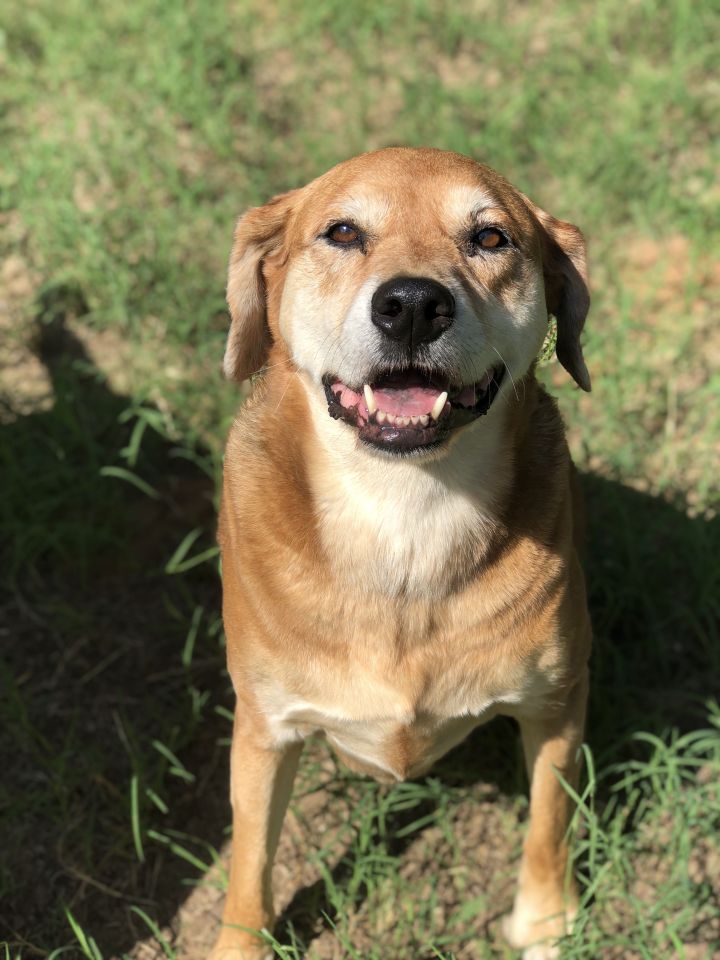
xmin=372 ymin=385 xmax=441 ymax=416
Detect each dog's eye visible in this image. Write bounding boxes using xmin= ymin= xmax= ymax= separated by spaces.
xmin=326 ymin=222 xmax=361 ymax=245
xmin=471 ymin=227 xmax=510 ymax=251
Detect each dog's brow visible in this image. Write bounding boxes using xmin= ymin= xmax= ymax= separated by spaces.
xmin=329 ymin=192 xmax=392 ymax=230
xmin=470 ymin=204 xmax=505 ymax=219
xmin=444 ymin=185 xmax=498 ymax=223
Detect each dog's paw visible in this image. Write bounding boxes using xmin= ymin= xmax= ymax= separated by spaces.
xmin=502 ymin=913 xmax=559 ymax=958
xmin=208 ymin=930 xmax=273 ymax=960
xmin=502 ymin=893 xmax=575 ymax=959
xmin=208 ymin=946 xmax=273 ymax=960
xmin=518 ymin=945 xmax=560 ymax=960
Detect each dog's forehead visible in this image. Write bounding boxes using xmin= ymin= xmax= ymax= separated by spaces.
xmin=294 ymin=148 xmax=527 ymax=230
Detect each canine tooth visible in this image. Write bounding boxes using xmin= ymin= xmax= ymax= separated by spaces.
xmin=430 ymin=391 xmax=448 ymax=421
xmin=376 ymin=410 xmax=387 ymax=424
xmin=363 ymin=384 xmax=377 ymax=415
xmin=419 ymin=414 xmax=429 ymax=426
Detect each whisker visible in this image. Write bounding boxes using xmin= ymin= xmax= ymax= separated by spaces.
xmin=490 ymin=345 xmax=519 ymax=402
xmin=311 ymin=326 xmax=343 ymax=372
xmin=274 ymin=369 xmax=302 ymax=413
xmin=260 ymin=355 xmax=295 ymax=372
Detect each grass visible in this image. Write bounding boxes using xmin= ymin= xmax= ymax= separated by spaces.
xmin=0 ymin=0 xmax=718 ymax=957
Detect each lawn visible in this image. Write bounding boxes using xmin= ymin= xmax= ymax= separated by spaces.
xmin=1 ymin=1 xmax=718 ymax=958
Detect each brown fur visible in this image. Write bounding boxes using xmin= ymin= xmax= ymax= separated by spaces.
xmin=212 ymin=148 xmax=592 ymax=960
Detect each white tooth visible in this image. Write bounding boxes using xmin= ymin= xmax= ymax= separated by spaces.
xmin=410 ymin=415 xmax=420 ymax=426
xmin=363 ymin=384 xmax=377 ymax=415
xmin=419 ymin=414 xmax=429 ymax=426
xmin=376 ymin=410 xmax=387 ymax=424
xmin=386 ymin=412 xmax=397 ymax=425
xmin=430 ymin=391 xmax=448 ymax=421
xmin=398 ymin=416 xmax=410 ymax=427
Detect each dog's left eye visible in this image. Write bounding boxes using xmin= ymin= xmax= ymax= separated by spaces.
xmin=470 ymin=227 xmax=510 ymax=251
xmin=326 ymin=222 xmax=361 ymax=245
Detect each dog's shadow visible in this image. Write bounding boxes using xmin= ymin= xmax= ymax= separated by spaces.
xmin=0 ymin=295 xmax=229 ymax=955
xmin=274 ymin=471 xmax=719 ymax=953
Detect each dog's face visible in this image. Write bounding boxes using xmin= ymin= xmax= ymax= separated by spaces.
xmin=225 ymin=148 xmax=590 ymax=456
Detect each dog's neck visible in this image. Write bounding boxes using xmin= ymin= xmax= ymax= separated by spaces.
xmin=295 ymin=371 xmax=529 ymax=600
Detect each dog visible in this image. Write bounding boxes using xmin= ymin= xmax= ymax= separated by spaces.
xmin=212 ymin=147 xmax=592 ymax=960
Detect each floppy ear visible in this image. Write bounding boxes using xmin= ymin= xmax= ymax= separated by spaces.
xmin=223 ymin=190 xmax=297 ymax=381
xmin=526 ymin=200 xmax=591 ymax=392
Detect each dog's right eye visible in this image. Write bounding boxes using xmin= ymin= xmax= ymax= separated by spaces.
xmin=469 ymin=227 xmax=511 ymax=252
xmin=326 ymin=222 xmax=361 ymax=246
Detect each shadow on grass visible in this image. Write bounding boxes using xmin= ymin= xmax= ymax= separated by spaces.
xmin=1 ymin=304 xmax=718 ymax=957
xmin=0 ymin=295 xmax=230 ymax=955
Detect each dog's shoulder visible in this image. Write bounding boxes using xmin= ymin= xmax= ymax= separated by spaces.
xmin=504 ymin=380 xmax=575 ymax=534
xmin=221 ymin=371 xmax=321 ymax=557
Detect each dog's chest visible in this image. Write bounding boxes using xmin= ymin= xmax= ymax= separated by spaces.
xmin=249 ymin=405 xmax=557 ymax=779
xmin=312 ymin=448 xmax=504 ymax=599
xmin=258 ymin=644 xmax=544 ymax=782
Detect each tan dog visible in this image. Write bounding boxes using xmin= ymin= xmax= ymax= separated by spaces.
xmin=213 ymin=148 xmax=592 ymax=960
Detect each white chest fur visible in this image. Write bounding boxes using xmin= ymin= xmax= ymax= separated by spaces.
xmin=305 ymin=385 xmax=512 ymax=599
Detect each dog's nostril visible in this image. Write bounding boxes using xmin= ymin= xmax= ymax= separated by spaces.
xmin=382 ymin=298 xmax=403 ymax=318
xmin=433 ymin=299 xmax=453 ymax=318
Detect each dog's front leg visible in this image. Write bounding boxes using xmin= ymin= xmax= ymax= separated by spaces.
xmin=210 ymin=704 xmax=302 ymax=960
xmin=504 ymin=671 xmax=588 ymax=960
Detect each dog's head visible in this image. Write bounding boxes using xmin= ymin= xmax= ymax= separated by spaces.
xmin=224 ymin=148 xmax=590 ymax=457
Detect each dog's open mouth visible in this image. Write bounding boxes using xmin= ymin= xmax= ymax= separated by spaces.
xmin=323 ymin=366 xmax=505 ymax=453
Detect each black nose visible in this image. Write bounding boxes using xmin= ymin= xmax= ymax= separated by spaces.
xmin=371 ymin=277 xmax=455 ymax=348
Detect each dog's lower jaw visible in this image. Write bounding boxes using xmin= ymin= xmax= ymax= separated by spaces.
xmin=323 ymin=365 xmax=506 ymax=456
